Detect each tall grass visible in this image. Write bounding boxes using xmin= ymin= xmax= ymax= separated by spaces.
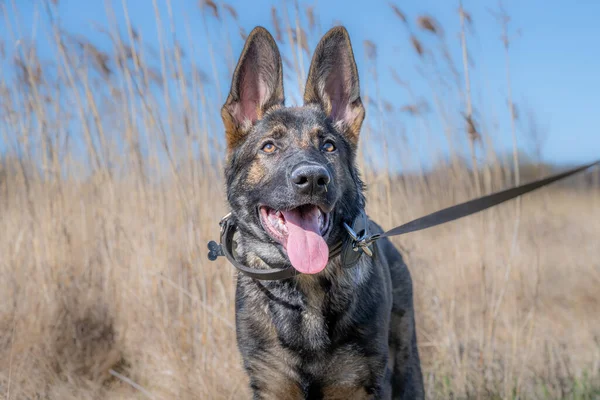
xmin=1 ymin=1 xmax=599 ymax=399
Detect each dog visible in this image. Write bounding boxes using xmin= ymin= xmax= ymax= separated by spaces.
xmin=219 ymin=25 xmax=424 ymax=399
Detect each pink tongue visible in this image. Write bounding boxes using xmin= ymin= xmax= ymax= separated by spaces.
xmin=281 ymin=208 xmax=329 ymax=274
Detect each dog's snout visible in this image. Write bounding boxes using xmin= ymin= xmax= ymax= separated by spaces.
xmin=290 ymin=164 xmax=331 ymax=195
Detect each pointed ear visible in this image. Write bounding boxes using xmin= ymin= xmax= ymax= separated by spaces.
xmin=303 ymin=26 xmax=365 ymax=147
xmin=221 ymin=27 xmax=284 ymax=150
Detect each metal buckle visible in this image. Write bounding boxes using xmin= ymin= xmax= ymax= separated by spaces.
xmin=219 ymin=212 xmax=232 ymax=232
xmin=207 ymin=212 xmax=231 ymax=261
xmin=342 ymin=222 xmax=375 ymax=257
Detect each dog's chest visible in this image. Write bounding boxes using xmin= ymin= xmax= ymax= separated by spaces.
xmin=236 ymin=268 xmax=389 ymax=397
xmin=260 ymin=292 xmax=376 ymax=392
xmin=242 ymin=263 xmax=371 ymax=355
xmin=267 ymin=281 xmax=331 ymax=353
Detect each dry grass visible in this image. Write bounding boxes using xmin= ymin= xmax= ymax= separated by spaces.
xmin=1 ymin=1 xmax=599 ymax=399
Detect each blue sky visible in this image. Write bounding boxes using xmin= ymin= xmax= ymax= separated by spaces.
xmin=4 ymin=0 xmax=599 ymax=168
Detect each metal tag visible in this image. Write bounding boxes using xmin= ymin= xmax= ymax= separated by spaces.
xmin=207 ymin=212 xmax=232 ymax=261
xmin=207 ymin=240 xmax=224 ymax=261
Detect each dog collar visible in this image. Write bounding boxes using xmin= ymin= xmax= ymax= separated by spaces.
xmin=207 ymin=211 xmax=374 ymax=280
xmin=207 ymin=160 xmax=600 ymax=281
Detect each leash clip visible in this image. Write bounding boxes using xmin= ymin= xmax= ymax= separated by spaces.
xmin=343 ymin=222 xmax=375 ymax=257
xmin=207 ymin=212 xmax=232 ymax=261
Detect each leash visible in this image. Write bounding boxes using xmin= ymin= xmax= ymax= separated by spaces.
xmin=208 ymin=160 xmax=599 ymax=280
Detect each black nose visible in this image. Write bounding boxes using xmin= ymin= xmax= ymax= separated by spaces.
xmin=290 ymin=163 xmax=331 ymax=195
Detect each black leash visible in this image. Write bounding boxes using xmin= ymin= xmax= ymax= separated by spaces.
xmin=208 ymin=160 xmax=599 ymax=280
xmin=348 ymin=160 xmax=600 ymax=249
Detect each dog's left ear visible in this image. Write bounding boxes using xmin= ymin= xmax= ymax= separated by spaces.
xmin=303 ymin=26 xmax=365 ymax=147
xmin=222 ymin=27 xmax=284 ymax=150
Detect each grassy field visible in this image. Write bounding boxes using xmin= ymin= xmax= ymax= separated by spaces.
xmin=1 ymin=1 xmax=599 ymax=399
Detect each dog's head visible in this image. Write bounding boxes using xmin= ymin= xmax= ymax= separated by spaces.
xmin=222 ymin=26 xmax=365 ymax=275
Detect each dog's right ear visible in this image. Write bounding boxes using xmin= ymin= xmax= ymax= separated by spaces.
xmin=221 ymin=27 xmax=284 ymax=150
xmin=303 ymin=26 xmax=365 ymax=148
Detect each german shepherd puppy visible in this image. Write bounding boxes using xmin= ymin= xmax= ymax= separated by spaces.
xmin=221 ymin=25 xmax=424 ymax=399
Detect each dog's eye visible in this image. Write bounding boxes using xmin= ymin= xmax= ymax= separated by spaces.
xmin=321 ymin=142 xmax=336 ymax=153
xmin=261 ymin=142 xmax=277 ymax=153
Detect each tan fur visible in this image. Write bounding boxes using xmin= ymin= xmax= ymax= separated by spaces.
xmin=221 ymin=105 xmax=243 ymax=150
xmin=296 ymin=126 xmax=321 ymax=149
xmin=323 ymin=347 xmax=373 ymax=386
xmin=339 ymin=101 xmax=366 ymax=145
xmin=246 ymin=158 xmax=266 ymax=185
xmin=269 ymin=124 xmax=288 ymax=140
xmin=296 ymin=277 xmax=328 ymax=350
xmin=299 ymin=132 xmax=314 ymax=149
xmin=303 ymin=78 xmax=329 ymax=114
xmin=240 ymin=254 xmax=304 ymax=398
xmin=248 ymin=351 xmax=303 ymax=400
xmin=321 ymin=386 xmax=371 ymax=400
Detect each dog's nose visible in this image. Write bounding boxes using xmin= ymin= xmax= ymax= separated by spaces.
xmin=290 ymin=164 xmax=331 ymax=195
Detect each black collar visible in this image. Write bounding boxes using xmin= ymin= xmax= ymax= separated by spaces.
xmin=207 ymin=210 xmax=373 ymax=280
xmin=207 ymin=159 xmax=600 ymax=280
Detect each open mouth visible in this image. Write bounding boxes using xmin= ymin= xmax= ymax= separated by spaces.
xmin=259 ymin=204 xmax=331 ymax=274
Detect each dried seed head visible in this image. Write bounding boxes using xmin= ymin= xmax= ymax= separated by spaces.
xmin=14 ymin=55 xmax=42 ymax=88
xmin=400 ymin=104 xmax=418 ymax=115
xmin=364 ymin=40 xmax=377 ymax=61
xmin=200 ymin=0 xmax=220 ymax=20
xmin=282 ymin=56 xmax=294 ymax=70
xmin=390 ymin=69 xmax=406 ymax=86
xmin=175 ymin=40 xmax=186 ymax=59
xmin=417 ymin=15 xmax=442 ymax=36
xmin=306 ymin=6 xmax=316 ymax=31
xmin=299 ymin=28 xmax=310 ymax=55
xmin=194 ymin=66 xmax=211 ymax=84
xmin=511 ymin=102 xmax=519 ymax=120
xmin=389 ymin=3 xmax=407 ymax=23
xmin=383 ymin=100 xmax=394 ymax=113
xmin=460 ymin=6 xmax=472 ymax=25
xmin=81 ymin=41 xmax=112 ymax=77
xmin=148 ymin=67 xmax=162 ymax=86
xmin=410 ymin=36 xmax=424 ymax=57
xmin=271 ymin=7 xmax=283 ymax=42
xmin=223 ymin=3 xmax=238 ymax=20
xmin=463 ymin=113 xmax=481 ymax=142
xmin=400 ymin=101 xmax=429 ymax=116
xmin=93 ymin=50 xmax=111 ymax=78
